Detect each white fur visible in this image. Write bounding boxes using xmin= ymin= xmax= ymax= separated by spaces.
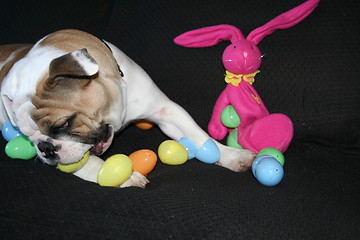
xmin=106 ymin=42 xmax=255 ymax=173
xmin=72 ymin=155 xmax=104 ymax=182
xmin=1 ymin=46 xmax=67 ymax=132
xmin=0 ymin=36 xmax=255 ymax=188
xmin=71 ymin=49 xmax=99 ymax=76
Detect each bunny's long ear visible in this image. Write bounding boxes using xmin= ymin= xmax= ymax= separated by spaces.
xmin=246 ymin=0 xmax=320 ymax=45
xmin=174 ymin=24 xmax=244 ymax=48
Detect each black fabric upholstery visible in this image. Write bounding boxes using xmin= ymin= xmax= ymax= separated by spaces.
xmin=0 ymin=0 xmax=359 ymax=239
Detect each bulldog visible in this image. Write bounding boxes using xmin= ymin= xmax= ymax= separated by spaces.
xmin=0 ymin=29 xmax=255 ymax=187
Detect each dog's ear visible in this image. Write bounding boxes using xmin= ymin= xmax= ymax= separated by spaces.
xmin=46 ymin=48 xmax=99 ymax=88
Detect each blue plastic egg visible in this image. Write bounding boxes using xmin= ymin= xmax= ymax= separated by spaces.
xmin=178 ymin=137 xmax=197 ymax=159
xmin=2 ymin=121 xmax=24 ymax=141
xmin=195 ymin=139 xmax=220 ymax=164
xmin=252 ymin=156 xmax=284 ymax=186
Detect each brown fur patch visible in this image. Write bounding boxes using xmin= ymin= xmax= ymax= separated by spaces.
xmin=31 ymin=30 xmax=123 ymax=142
xmin=39 ymin=29 xmax=119 ymax=77
xmin=46 ymin=49 xmax=96 ymax=89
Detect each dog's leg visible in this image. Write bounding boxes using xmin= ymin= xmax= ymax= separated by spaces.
xmin=73 ymin=155 xmax=149 ymax=188
xmin=150 ymin=100 xmax=256 ymax=172
xmin=72 ymin=155 xmax=104 ymax=183
xmin=107 ymin=43 xmax=255 ymax=172
xmin=119 ymin=172 xmax=149 ymax=188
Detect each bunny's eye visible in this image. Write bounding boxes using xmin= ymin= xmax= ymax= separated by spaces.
xmin=233 ymin=46 xmax=237 ymax=49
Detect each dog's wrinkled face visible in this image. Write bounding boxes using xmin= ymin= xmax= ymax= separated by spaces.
xmin=29 ymin=49 xmax=116 ymax=165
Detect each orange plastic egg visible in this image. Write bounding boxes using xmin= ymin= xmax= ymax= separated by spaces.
xmin=129 ymin=149 xmax=157 ymax=175
xmin=134 ymin=120 xmax=154 ymax=130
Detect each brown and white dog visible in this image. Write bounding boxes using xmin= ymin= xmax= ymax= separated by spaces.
xmin=0 ymin=29 xmax=255 ymax=187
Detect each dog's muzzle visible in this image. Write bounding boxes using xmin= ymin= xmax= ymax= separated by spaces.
xmin=35 ymin=124 xmax=114 ymax=165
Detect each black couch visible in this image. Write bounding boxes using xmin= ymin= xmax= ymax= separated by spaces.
xmin=1 ymin=0 xmax=359 ymax=239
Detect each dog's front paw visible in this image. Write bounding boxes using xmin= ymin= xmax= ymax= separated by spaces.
xmin=119 ymin=171 xmax=150 ymax=188
xmin=217 ymin=146 xmax=256 ymax=172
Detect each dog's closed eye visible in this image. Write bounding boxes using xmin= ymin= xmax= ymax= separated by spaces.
xmin=53 ymin=114 xmax=76 ymax=133
xmin=59 ymin=120 xmax=70 ymax=129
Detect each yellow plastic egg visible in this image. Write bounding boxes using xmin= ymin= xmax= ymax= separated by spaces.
xmin=129 ymin=149 xmax=157 ymax=175
xmin=57 ymin=151 xmax=90 ymax=173
xmin=97 ymin=154 xmax=133 ymax=187
xmin=158 ymin=140 xmax=188 ymax=165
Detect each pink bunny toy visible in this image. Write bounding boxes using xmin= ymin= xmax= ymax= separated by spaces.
xmin=174 ymin=0 xmax=320 ymax=153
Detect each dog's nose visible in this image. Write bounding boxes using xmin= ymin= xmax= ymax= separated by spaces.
xmin=37 ymin=141 xmax=60 ymax=160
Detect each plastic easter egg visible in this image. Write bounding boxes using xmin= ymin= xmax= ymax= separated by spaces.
xmin=258 ymin=147 xmax=285 ymax=166
xmin=195 ymin=139 xmax=220 ymax=164
xmin=252 ymin=155 xmax=267 ymax=176
xmin=97 ymin=154 xmax=133 ymax=187
xmin=134 ymin=120 xmax=154 ymax=130
xmin=220 ymin=105 xmax=240 ymax=128
xmin=5 ymin=136 xmax=36 ymax=160
xmin=158 ymin=140 xmax=188 ymax=165
xmin=178 ymin=137 xmax=197 ymax=159
xmin=2 ymin=121 xmax=24 ymax=141
xmin=57 ymin=151 xmax=90 ymax=173
xmin=252 ymin=156 xmax=284 ymax=187
xmin=226 ymin=129 xmax=243 ymax=149
xmin=129 ymin=149 xmax=157 ymax=175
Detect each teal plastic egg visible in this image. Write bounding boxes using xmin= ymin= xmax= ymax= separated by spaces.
xmin=220 ymin=105 xmax=240 ymax=128
xmin=5 ymin=136 xmax=37 ymax=160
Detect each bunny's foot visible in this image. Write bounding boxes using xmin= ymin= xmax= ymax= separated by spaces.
xmin=238 ymin=113 xmax=294 ymax=153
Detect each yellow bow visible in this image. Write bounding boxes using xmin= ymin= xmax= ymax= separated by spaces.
xmin=224 ymin=70 xmax=260 ymax=87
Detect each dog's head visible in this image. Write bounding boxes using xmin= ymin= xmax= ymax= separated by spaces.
xmin=30 ymin=48 xmax=117 ymax=165
xmin=1 ymin=31 xmax=125 ymax=165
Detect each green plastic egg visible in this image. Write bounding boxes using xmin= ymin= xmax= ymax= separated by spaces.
xmin=226 ymin=129 xmax=243 ymax=149
xmin=5 ymin=136 xmax=37 ymax=160
xmin=220 ymin=105 xmax=240 ymax=128
xmin=257 ymin=147 xmax=285 ymax=166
